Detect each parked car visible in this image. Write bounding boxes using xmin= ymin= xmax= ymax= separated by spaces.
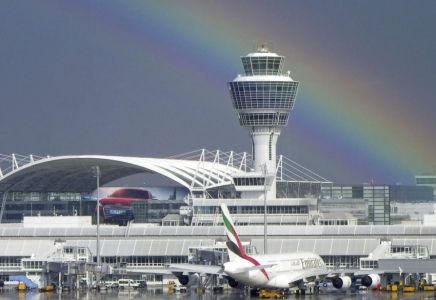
xmin=118 ymin=279 xmax=139 ymax=289
xmin=104 ymin=281 xmax=119 ymax=289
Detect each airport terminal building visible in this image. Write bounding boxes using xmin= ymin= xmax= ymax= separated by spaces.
xmin=1 ymin=47 xmax=435 ymax=286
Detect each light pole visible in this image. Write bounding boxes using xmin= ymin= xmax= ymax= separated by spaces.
xmin=93 ymin=166 xmax=101 ymax=270
xmin=263 ymin=163 xmax=268 ymax=255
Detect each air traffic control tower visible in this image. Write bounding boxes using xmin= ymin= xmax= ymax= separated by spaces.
xmin=228 ymin=46 xmax=299 ymax=199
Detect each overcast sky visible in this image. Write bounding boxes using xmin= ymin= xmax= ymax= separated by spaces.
xmin=1 ymin=1 xmax=435 ymax=185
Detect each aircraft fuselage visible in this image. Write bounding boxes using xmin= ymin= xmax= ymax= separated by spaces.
xmin=223 ymin=252 xmax=326 ymax=289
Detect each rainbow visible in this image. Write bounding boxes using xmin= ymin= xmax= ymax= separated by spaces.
xmin=36 ymin=1 xmax=434 ymax=183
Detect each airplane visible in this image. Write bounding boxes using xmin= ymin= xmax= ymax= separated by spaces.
xmin=160 ymin=203 xmax=381 ymax=291
xmin=218 ymin=203 xmax=328 ymax=289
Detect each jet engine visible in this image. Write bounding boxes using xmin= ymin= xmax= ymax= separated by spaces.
xmin=177 ymin=273 xmax=199 ymax=287
xmin=332 ymin=276 xmax=352 ymax=289
xmin=361 ymin=274 xmax=381 ymax=289
xmin=227 ymin=277 xmax=244 ymax=289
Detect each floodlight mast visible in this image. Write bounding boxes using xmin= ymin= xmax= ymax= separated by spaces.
xmin=92 ymin=166 xmax=101 ymax=274
xmin=263 ymin=163 xmax=268 ymax=255
xmin=96 ymin=166 xmax=100 ymax=268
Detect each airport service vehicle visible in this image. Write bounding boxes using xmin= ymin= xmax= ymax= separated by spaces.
xmin=117 ymin=279 xmax=139 ymax=289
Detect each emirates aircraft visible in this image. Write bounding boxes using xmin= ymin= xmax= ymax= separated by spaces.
xmin=167 ymin=204 xmax=381 ymax=291
xmin=219 ymin=203 xmax=329 ymax=289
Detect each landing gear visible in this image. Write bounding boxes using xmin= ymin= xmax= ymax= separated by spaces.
xmin=250 ymin=288 xmax=259 ymax=297
xmin=295 ymin=285 xmax=320 ymax=295
xmin=295 ymin=288 xmax=306 ymax=296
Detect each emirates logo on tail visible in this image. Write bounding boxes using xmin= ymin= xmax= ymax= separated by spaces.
xmin=221 ymin=204 xmax=269 ymax=280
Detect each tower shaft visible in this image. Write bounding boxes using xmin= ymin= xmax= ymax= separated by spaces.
xmin=228 ymin=46 xmax=299 ymax=200
xmin=251 ymin=127 xmax=280 ymax=172
xmin=251 ymin=127 xmax=280 ymax=199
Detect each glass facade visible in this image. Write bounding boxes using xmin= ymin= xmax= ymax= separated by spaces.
xmin=391 ymin=245 xmax=427 ymax=257
xmin=416 ymin=176 xmax=436 ymax=185
xmin=276 ymin=181 xmax=322 ymax=198
xmin=229 ymin=81 xmax=298 ymax=110
xmin=234 ymin=177 xmax=265 ymax=186
xmin=132 ymin=201 xmax=148 ymax=223
xmin=22 ymin=260 xmax=46 ymax=271
xmin=360 ymin=259 xmax=379 ymax=270
xmin=321 ymin=184 xmax=391 ymax=225
xmin=415 ymin=174 xmax=436 ymax=199
xmin=389 ymin=185 xmax=434 ymax=202
xmin=318 ymin=198 xmax=368 ymax=224
xmin=128 ymin=200 xmax=185 ymax=224
xmin=238 ymin=112 xmax=289 ymax=126
xmin=319 ymin=219 xmax=350 ymax=226
xmin=365 ymin=186 xmax=390 ymax=225
xmin=241 ymin=56 xmax=284 ymax=75
xmin=0 ymin=191 xmax=93 ymax=223
xmin=321 ymin=185 xmax=364 ymax=199
xmin=100 ymin=255 xmax=187 ymax=267
xmin=194 ymin=205 xmax=308 ymax=215
xmin=322 ymin=255 xmax=361 ymax=269
xmin=322 ymin=184 xmax=436 ymax=225
xmin=0 ymin=256 xmax=22 ymax=269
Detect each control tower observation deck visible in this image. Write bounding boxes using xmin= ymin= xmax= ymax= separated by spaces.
xmin=228 ymin=47 xmax=299 ymax=198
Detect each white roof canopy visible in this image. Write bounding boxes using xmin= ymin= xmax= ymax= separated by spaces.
xmin=0 ymin=151 xmax=247 ymax=193
xmin=0 ymin=150 xmax=330 ymax=193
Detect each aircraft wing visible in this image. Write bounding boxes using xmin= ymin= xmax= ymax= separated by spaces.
xmin=293 ymin=268 xmax=384 ymax=282
xmin=284 ymin=269 xmax=331 ymax=286
xmin=130 ymin=264 xmax=223 ymax=276
xmin=168 ymin=263 xmax=223 ymax=275
xmin=127 ymin=267 xmax=174 ymax=275
xmin=352 ymin=270 xmax=385 ymax=275
xmin=326 ymin=268 xmax=385 ymax=276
